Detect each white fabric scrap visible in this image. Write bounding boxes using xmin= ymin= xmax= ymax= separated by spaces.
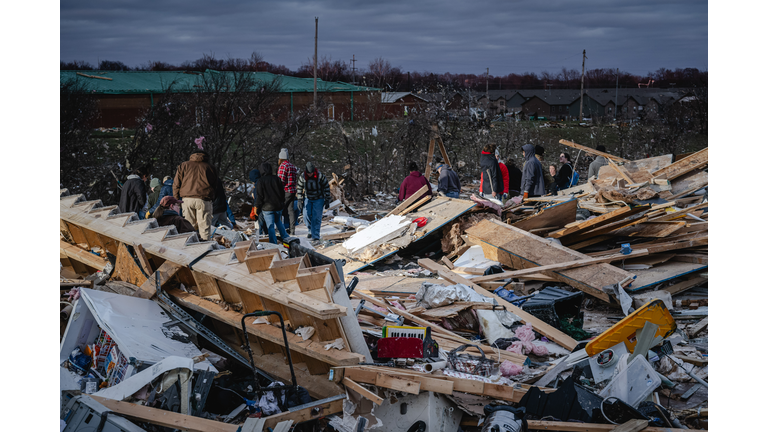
xmin=325 ymin=338 xmax=345 ymax=350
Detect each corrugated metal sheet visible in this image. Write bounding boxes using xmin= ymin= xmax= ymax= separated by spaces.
xmin=60 ymin=70 xmax=379 ymax=94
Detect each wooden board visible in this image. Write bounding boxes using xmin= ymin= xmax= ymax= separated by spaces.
xmin=386 ymin=185 xmax=428 ymax=217
xmin=60 ymin=240 xmax=108 ymax=271
xmin=597 ymin=154 xmax=674 ymax=184
xmin=524 ymin=420 xmax=688 ymax=432
xmin=611 ymin=221 xmax=686 ymax=238
xmin=418 ymin=258 xmax=578 ymax=351
xmin=512 ymin=198 xmax=577 ymax=232
xmin=343 ymin=377 xmax=383 ymax=405
xmin=626 ymin=262 xmax=708 ymax=292
xmin=466 ymin=219 xmax=634 ymax=303
xmin=134 ymin=260 xmax=183 ymax=299
xmin=660 ymin=273 xmax=707 ymax=296
xmin=651 ymin=147 xmax=708 ymax=181
xmin=90 ymin=396 xmax=239 ymax=432
xmin=262 ymin=398 xmax=344 ymax=429
xmin=113 ymin=242 xmax=149 ymax=286
xmin=558 ymin=139 xmax=630 ymax=163
xmin=376 ymin=372 xmax=421 ymax=394
xmin=548 ymin=205 xmax=650 ymax=239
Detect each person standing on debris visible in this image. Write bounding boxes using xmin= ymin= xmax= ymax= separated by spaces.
xmin=479 ymin=144 xmax=503 ymax=199
xmin=588 ymin=145 xmax=610 ymax=179
xmin=554 ymin=152 xmax=575 ymax=192
xmin=145 ymin=177 xmax=162 ymax=218
xmin=505 ymin=160 xmax=522 ymax=196
xmin=118 ymin=167 xmax=149 ymax=219
xmin=296 ymin=162 xmax=331 ymax=242
xmin=496 ymin=149 xmax=510 ymax=199
xmin=277 ymin=148 xmax=299 ymax=236
xmin=398 ymin=161 xmax=433 ymax=202
xmin=152 ymin=196 xmax=195 ymax=234
xmin=256 ymin=162 xmax=291 ymax=244
xmin=211 ymin=179 xmax=234 ymax=229
xmin=248 ymin=168 xmax=269 ymax=235
xmin=520 ymin=144 xmax=545 ymax=198
xmin=173 ymin=149 xmax=219 ymax=241
xmin=534 ymin=145 xmax=555 ymax=191
xmin=436 ymin=164 xmax=461 ymax=198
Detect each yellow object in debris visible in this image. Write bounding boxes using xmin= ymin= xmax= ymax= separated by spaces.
xmin=585 ymin=299 xmax=677 ymax=356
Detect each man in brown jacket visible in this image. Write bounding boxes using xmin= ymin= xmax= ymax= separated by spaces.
xmin=173 ymin=150 xmax=219 ymax=240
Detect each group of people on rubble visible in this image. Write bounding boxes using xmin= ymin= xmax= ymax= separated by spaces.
xmin=117 ymin=147 xmax=331 ymax=246
xmin=395 ymin=142 xmax=609 ymax=205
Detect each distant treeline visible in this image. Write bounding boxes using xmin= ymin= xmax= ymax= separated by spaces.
xmin=61 ymin=52 xmax=707 ymax=92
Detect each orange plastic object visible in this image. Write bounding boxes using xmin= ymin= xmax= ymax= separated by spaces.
xmin=585 ymin=299 xmax=677 ymax=356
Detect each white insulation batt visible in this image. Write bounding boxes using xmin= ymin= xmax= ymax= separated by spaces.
xmin=342 ymin=215 xmax=411 ymax=254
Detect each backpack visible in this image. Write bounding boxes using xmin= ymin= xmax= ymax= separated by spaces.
xmin=569 ymin=170 xmax=580 ymax=188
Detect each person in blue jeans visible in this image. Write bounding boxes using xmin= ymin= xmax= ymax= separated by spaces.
xmin=255 ymin=162 xmax=290 ymax=244
xmin=296 ymin=162 xmax=331 ymax=242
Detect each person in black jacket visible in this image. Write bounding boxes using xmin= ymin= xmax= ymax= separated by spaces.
xmin=249 ymin=168 xmax=268 ymax=236
xmin=436 ymin=164 xmax=461 ymax=198
xmin=552 ymin=152 xmax=574 ymax=193
xmin=152 ymin=196 xmax=195 ymax=234
xmin=505 ymin=160 xmax=522 ymax=196
xmin=211 ymin=179 xmax=235 ymax=229
xmin=255 ymin=162 xmax=290 ymax=244
xmin=479 ymin=144 xmax=503 ymax=199
xmin=118 ymin=168 xmax=149 ymax=218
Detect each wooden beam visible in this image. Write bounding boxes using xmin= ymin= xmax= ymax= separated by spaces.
xmin=113 ymin=242 xmax=149 ymax=286
xmin=470 ymin=249 xmax=649 ymax=284
xmin=386 ymin=185 xmax=428 ymax=217
xmin=376 ymin=372 xmax=420 ymax=394
xmin=424 ymin=137 xmax=436 ymax=179
xmin=343 ymin=377 xmax=383 ymax=405
xmin=321 ymin=230 xmax=355 ymax=241
xmin=90 ymin=395 xmax=238 ymax=432
xmin=686 ymin=317 xmax=708 ymax=337
xmin=548 ymin=205 xmax=649 ymax=239
xmin=417 ymin=258 xmax=578 ymax=351
xmin=76 ymin=72 xmax=113 ymax=81
xmin=133 ymin=244 xmax=154 ymax=275
xmin=558 ymin=139 xmax=630 ymax=163
xmin=133 ymin=260 xmax=183 ymax=299
xmin=608 ymin=159 xmax=635 ymax=184
xmin=648 ymin=202 xmax=708 ymax=222
xmin=60 ymin=240 xmax=108 ymax=271
xmin=399 ymin=195 xmax=431 ymax=216
xmin=650 ymin=147 xmax=708 ymax=181
xmin=262 ymin=397 xmax=344 ymax=430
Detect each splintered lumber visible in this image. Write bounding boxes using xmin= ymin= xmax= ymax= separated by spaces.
xmin=90 ymin=395 xmax=238 ymax=432
xmin=651 ymin=147 xmax=708 ymax=181
xmin=352 ymin=290 xmax=470 ymax=344
xmin=60 ymin=239 xmax=108 ymax=271
xmin=465 ymin=220 xmax=634 ymax=303
xmin=559 ymin=139 xmax=630 ymax=163
xmin=114 ymin=242 xmax=150 ymax=286
xmin=687 ymin=317 xmax=708 ymax=337
xmin=386 ymin=185 xmax=428 ymax=217
xmin=610 ymin=221 xmax=686 ymax=238
xmin=548 ymin=205 xmax=650 ymax=239
xmin=167 ymin=288 xmax=363 ymax=366
xmin=512 ymin=198 xmax=577 ymax=232
xmin=470 ymin=249 xmax=649 ymax=284
xmin=648 ymin=202 xmax=709 ymax=222
xmin=418 ymin=258 xmax=578 ymax=351
xmin=343 ymin=378 xmax=383 ymax=405
xmin=134 ymin=260 xmax=183 ymax=299
xmin=588 ymin=236 xmax=708 ymax=257
xmin=608 ymin=159 xmax=635 ymax=184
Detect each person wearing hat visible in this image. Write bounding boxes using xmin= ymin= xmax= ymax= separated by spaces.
xmin=520 ymin=144 xmax=545 ymax=199
xmin=145 ymin=177 xmax=162 ymax=218
xmin=119 ymin=167 xmax=149 ymax=219
xmin=248 ymin=168 xmax=269 ymax=235
xmin=277 ymin=148 xmax=299 ymax=235
xmin=436 ymin=164 xmax=461 ymax=198
xmin=173 ymin=149 xmax=219 ymax=240
xmin=296 ymin=161 xmax=331 ymax=242
xmin=152 ymin=196 xmax=195 ymax=234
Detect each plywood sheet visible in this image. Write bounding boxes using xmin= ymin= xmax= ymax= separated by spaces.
xmin=627 ymin=262 xmax=708 ymax=292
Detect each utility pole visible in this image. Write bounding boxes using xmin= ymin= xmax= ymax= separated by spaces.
xmin=313 ymin=17 xmax=318 ymax=108
xmin=578 ymin=49 xmax=586 ymax=121
xmin=615 ymin=68 xmax=619 ymax=119
xmin=350 ymin=54 xmax=357 ymax=84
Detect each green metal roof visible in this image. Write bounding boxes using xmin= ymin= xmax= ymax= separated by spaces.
xmin=60 ymin=70 xmax=379 ymax=94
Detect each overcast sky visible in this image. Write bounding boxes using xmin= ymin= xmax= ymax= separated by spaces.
xmin=60 ymin=0 xmax=707 ymax=76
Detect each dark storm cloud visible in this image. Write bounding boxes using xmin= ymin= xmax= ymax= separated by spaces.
xmin=61 ymin=0 xmax=707 ymax=75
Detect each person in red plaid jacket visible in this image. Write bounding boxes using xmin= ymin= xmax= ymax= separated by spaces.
xmin=277 ymin=148 xmax=299 ymax=234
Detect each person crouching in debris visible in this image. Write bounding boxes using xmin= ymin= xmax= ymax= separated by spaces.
xmin=588 ymin=145 xmax=609 ymax=179
xmin=256 ymin=162 xmax=291 ymax=244
xmin=173 ymin=149 xmax=219 ymax=241
xmin=152 ymin=196 xmax=195 ymax=234
xmin=297 ymin=162 xmax=331 ymax=243
xmin=119 ymin=167 xmax=149 ymax=219
xmin=479 ymin=144 xmax=503 ymax=200
xmin=436 ymin=164 xmax=461 ymax=198
xmin=520 ymin=143 xmax=545 ymax=199
xmin=398 ymin=161 xmax=433 ymax=203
